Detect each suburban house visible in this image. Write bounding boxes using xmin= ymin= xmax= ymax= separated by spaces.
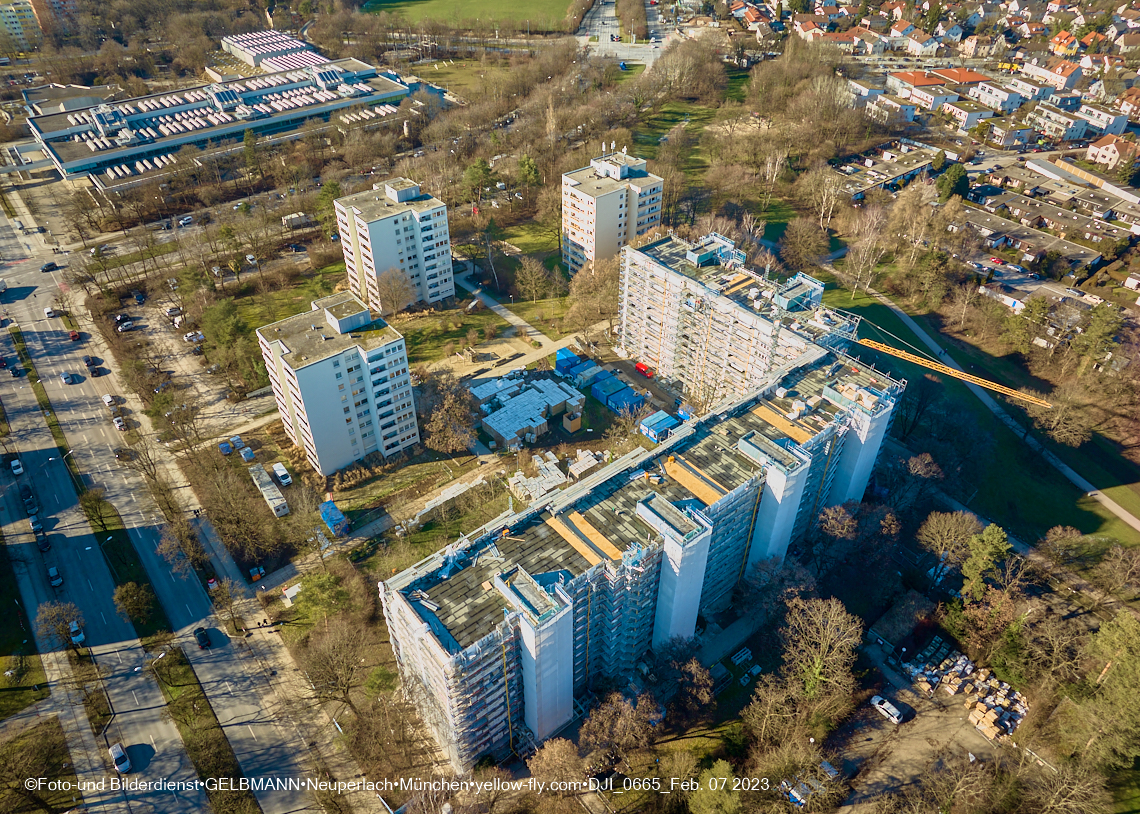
xmin=909 ymin=84 xmax=960 ymax=110
xmin=1020 ymin=58 xmax=1082 ymax=90
xmin=1087 ymin=134 xmax=1140 ymax=170
xmin=1117 ymin=31 xmax=1140 ymax=53
xmin=936 ymin=21 xmax=964 ymax=41
xmin=1049 ymin=30 xmax=1079 ymax=56
xmin=986 ymin=118 xmax=1036 ymax=147
xmin=1076 ymin=103 xmax=1130 ymax=136
xmin=1006 ymin=75 xmax=1053 ymax=100
xmin=968 ymin=81 xmax=1026 ymax=113
xmin=907 ymin=33 xmax=940 ymax=55
xmin=1117 ymin=86 xmax=1140 ymax=117
xmin=944 ymin=99 xmax=997 ymax=130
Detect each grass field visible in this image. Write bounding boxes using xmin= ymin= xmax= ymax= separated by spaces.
xmin=363 ymin=0 xmax=571 ymax=26
xmin=0 ymin=718 xmax=82 ymax=813
xmin=412 ymin=60 xmax=511 ymax=97
xmin=505 ymin=296 xmax=572 ymax=339
xmin=819 ymin=281 xmax=1140 ymax=547
xmin=390 ymin=304 xmax=508 ymax=365
xmin=1112 ymin=758 xmax=1140 ymax=814
xmin=500 ymin=220 xmax=560 ymax=254
xmin=230 ymin=262 xmax=345 ymax=331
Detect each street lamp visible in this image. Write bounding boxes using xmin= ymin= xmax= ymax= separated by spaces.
xmin=48 ymin=449 xmax=74 ymax=462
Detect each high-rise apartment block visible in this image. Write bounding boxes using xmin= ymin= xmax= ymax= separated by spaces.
xmin=257 ymin=292 xmax=419 ymax=476
xmin=561 ymin=151 xmax=663 ymax=273
xmin=335 ymin=178 xmax=455 ymax=315
xmin=618 ymin=232 xmax=862 ymax=411
xmin=381 ymin=234 xmax=903 ymax=771
xmin=0 ymin=0 xmax=41 ymax=51
xmin=27 ymin=0 xmax=75 ymax=34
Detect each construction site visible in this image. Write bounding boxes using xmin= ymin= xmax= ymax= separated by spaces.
xmin=380 ymin=237 xmax=905 ymax=769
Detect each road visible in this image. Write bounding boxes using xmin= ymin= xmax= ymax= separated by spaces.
xmin=1 ymin=214 xmax=330 ymax=813
xmin=577 ymin=0 xmax=667 ymax=66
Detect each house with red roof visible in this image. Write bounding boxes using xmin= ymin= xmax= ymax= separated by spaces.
xmin=1087 ymin=134 xmax=1139 ymax=170
xmin=931 ymin=66 xmax=992 ymax=84
xmin=1117 ymin=86 xmax=1140 ymax=117
xmin=1020 ymin=58 xmax=1082 ymax=89
xmin=1049 ymin=30 xmax=1079 ymax=56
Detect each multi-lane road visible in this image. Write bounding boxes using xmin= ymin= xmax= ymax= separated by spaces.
xmin=0 ymin=215 xmax=327 ymax=813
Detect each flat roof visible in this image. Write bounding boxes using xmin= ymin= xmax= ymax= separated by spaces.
xmin=833 ymin=146 xmax=938 ymax=197
xmin=388 ymin=355 xmax=902 ymax=652
xmin=562 ymin=162 xmax=662 ymax=199
xmin=336 ymin=179 xmax=444 ymax=219
xmin=257 ymin=292 xmax=401 ymax=370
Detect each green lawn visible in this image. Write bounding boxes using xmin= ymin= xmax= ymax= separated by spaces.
xmin=334 ymin=448 xmax=483 ymax=523
xmin=363 ymin=0 xmax=572 ymax=26
xmin=92 ymin=240 xmax=180 ymax=273
xmin=409 ymin=60 xmax=511 ymax=97
xmin=819 ymin=282 xmax=1140 ymax=547
xmin=724 ymin=67 xmax=750 ymax=103
xmin=1112 ymin=757 xmax=1140 ymax=814
xmin=500 ymin=220 xmax=560 ymax=254
xmin=505 ymin=296 xmax=572 ymax=339
xmin=615 ymin=64 xmax=647 ymax=83
xmin=632 ymin=101 xmax=719 ymax=175
xmin=391 ymin=304 xmax=508 ymax=365
xmin=230 ymin=262 xmax=345 ymax=332
xmin=0 ymin=544 xmax=49 ymax=723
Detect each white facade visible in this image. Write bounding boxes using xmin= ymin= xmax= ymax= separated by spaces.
xmin=257 ymin=292 xmax=419 ymax=476
xmin=967 ymin=82 xmax=1025 ymax=114
xmin=562 ymin=151 xmax=663 ymax=273
xmin=0 ymin=0 xmax=40 ymax=50
xmin=1075 ymin=104 xmax=1129 ymax=136
xmin=335 ymin=179 xmax=454 ymax=315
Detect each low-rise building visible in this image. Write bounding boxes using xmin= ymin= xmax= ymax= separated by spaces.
xmin=954 ymin=207 xmax=1103 ymax=269
xmin=986 ymin=118 xmax=1036 ymax=147
xmin=1023 ymin=102 xmax=1091 ymax=141
xmin=833 ymin=143 xmax=935 ymax=199
xmin=1006 ymin=75 xmax=1053 ymax=101
xmin=1020 ymin=58 xmax=1082 ymax=90
xmin=909 ymin=85 xmax=960 ymax=110
xmin=967 ymin=81 xmax=1026 ymax=114
xmin=944 ymin=99 xmax=997 ymax=131
xmin=1086 ymin=134 xmax=1139 ymax=170
xmin=474 ymin=376 xmax=586 ymax=450
xmin=1075 ymin=103 xmax=1129 ymax=136
xmin=868 ymin=94 xmax=918 ymax=125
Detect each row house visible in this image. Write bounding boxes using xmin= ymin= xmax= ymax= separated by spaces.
xmin=968 ymin=81 xmax=1026 ymax=113
xmin=1117 ymin=31 xmax=1140 ymax=53
xmin=960 ymin=34 xmax=1002 ymax=56
xmin=1081 ymin=54 xmax=1127 ymax=74
xmin=907 ymin=33 xmax=940 ymax=55
xmin=1018 ymin=20 xmax=1048 ymax=38
xmin=847 ymin=78 xmax=887 ymax=106
xmin=955 ymin=208 xmax=1103 ymax=269
xmin=1023 ymin=102 xmax=1092 ymax=141
xmin=1076 ymin=103 xmax=1130 ymax=135
xmin=1087 ymin=134 xmax=1140 ymax=170
xmin=1047 ymin=89 xmax=1082 ymax=111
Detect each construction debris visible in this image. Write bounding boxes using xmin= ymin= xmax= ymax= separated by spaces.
xmin=508 ymin=453 xmax=568 ymax=502
xmin=904 ymin=637 xmax=1029 ymax=742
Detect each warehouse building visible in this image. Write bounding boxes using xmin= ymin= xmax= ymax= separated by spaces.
xmin=28 ymin=58 xmax=407 ymax=186
xmin=382 ymin=270 xmax=903 ymax=770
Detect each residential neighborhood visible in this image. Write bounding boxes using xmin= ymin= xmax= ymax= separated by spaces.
xmin=0 ymin=0 xmax=1139 ymax=813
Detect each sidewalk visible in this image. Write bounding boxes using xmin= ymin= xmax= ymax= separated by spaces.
xmin=454 ymin=262 xmax=553 ymax=348
xmin=827 ymin=261 xmax=1140 ymax=537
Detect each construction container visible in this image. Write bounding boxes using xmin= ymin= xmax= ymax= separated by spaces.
xmin=640 ymin=410 xmax=680 ymax=442
xmin=572 ymin=362 xmax=604 ymax=388
xmin=555 ymin=348 xmax=580 ymax=374
xmin=608 ymin=387 xmax=645 ymax=415
xmin=591 ymin=376 xmax=625 ymax=405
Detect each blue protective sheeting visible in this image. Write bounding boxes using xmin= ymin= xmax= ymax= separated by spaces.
xmin=639 ymin=410 xmax=680 ymax=442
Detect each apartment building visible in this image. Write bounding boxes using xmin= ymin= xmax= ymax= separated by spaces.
xmin=382 ymin=347 xmax=901 ymax=770
xmin=257 ymin=292 xmax=419 ymax=476
xmin=1075 ymin=103 xmax=1129 ymax=136
xmin=334 ymin=179 xmax=454 ymax=315
xmin=967 ymin=82 xmax=1025 ymax=114
xmin=617 ymin=232 xmax=863 ymax=411
xmin=0 ymin=0 xmax=40 ymax=50
xmin=1023 ymin=103 xmax=1091 ymax=142
xmin=27 ymin=0 xmax=75 ymax=34
xmin=1019 ymin=58 xmax=1082 ymax=90
xmin=561 ymin=150 xmax=663 ymax=273
xmin=945 ymin=99 xmax=996 ymax=131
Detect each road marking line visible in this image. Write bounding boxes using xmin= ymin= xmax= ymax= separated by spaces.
xmin=132 ymin=691 xmax=140 ymax=707
xmin=101 ymin=612 xmax=107 ymax=625
xmin=150 ymin=735 xmax=156 ymax=751
xmin=87 ymin=579 xmax=93 ymax=591
xmin=247 ymin=725 xmax=257 ymax=740
xmin=115 ymin=649 xmax=121 ymax=663
xmin=186 ymin=604 xmax=191 ymax=615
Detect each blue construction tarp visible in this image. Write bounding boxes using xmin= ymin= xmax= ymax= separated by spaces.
xmin=591 ymin=376 xmax=625 ymax=404
xmin=607 ymin=387 xmax=645 ymax=415
xmin=555 ymin=348 xmax=580 ymax=374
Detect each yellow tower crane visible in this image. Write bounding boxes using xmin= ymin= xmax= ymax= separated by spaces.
xmin=855 ymin=338 xmax=1052 ymax=409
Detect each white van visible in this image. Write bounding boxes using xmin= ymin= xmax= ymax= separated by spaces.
xmin=44 ymin=306 xmax=55 ymax=318
xmin=271 ymin=462 xmax=292 ymax=486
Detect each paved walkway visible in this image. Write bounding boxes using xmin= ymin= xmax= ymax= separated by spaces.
xmin=827 ymin=260 xmax=1140 ymax=537
xmin=454 ymin=262 xmax=553 ymax=348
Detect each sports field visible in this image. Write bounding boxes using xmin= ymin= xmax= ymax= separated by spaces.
xmin=363 ymin=0 xmax=573 ymax=26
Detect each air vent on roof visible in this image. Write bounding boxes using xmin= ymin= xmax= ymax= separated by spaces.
xmin=311 ymin=324 xmax=318 ymax=330
xmin=320 ymin=334 xmax=328 ymax=340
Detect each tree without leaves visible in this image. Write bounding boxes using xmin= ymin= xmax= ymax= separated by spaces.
xmin=78 ymin=488 xmax=113 ymax=533
xmin=1023 ymin=383 xmax=1094 ymax=447
xmin=0 ymin=719 xmax=75 ymax=814
xmin=782 ymin=596 xmax=863 ymax=702
xmin=527 ymin=738 xmax=585 ymax=797
xmin=917 ymin=510 xmax=983 ymax=583
xmin=113 ymin=582 xmax=155 ymax=625
xmin=1094 ymin=544 xmax=1140 ymax=597
xmin=36 ymin=601 xmax=85 ymax=652
xmin=423 ymin=375 xmax=476 ymax=454
xmin=566 ymin=256 xmax=620 ymax=337
xmin=515 ymin=255 xmax=551 ymax=304
xmin=579 ymin=692 xmax=656 ymax=765
xmin=373 ymin=266 xmax=417 ymax=317
xmin=303 ymin=618 xmax=369 ymax=714
xmin=779 ymin=217 xmax=828 ymax=271
xmin=210 ymin=577 xmax=241 ymax=629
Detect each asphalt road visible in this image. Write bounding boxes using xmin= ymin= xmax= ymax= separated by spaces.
xmin=2 ymin=217 xmax=318 ymax=813
xmin=578 ymin=0 xmax=667 ymax=66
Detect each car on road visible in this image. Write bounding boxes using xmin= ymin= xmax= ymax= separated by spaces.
xmin=60 ymin=371 xmax=73 ymax=384
xmin=69 ymin=621 xmax=85 ymax=645
xmin=69 ymin=330 xmax=80 ymax=341
xmin=40 ymin=261 xmax=58 ymax=272
xmin=29 ymin=515 xmax=41 ymax=533
xmin=90 ymin=366 xmax=103 ymax=377
xmin=164 ymin=307 xmax=181 ymax=317
xmin=47 ymin=566 xmax=62 ymax=587
xmin=102 ymin=394 xmax=116 ymax=406
xmin=870 ymin=695 xmax=905 ymax=724
xmin=116 ymin=321 xmax=134 ymax=333
xmin=989 ymin=257 xmax=1004 ymax=265
xmin=10 ymin=459 xmax=23 ymax=475
xmin=245 ymin=254 xmax=257 ymax=265
xmin=177 ymin=216 xmax=193 ymax=227
xmin=24 ymin=497 xmax=38 ymax=514
xmin=82 ymin=355 xmax=93 ymax=367
xmin=194 ymin=627 xmax=211 ymax=649
xmin=109 ymin=743 xmax=131 ymax=773
xmin=35 ymin=530 xmax=49 ymax=552
xmin=0 ymin=356 xmax=6 ymax=368
xmin=183 ymin=331 xmax=204 ymax=343
xmin=113 ymin=416 xmax=127 ymax=431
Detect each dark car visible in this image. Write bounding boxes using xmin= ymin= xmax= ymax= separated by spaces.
xmin=9 ymin=367 xmax=19 ymax=377
xmin=190 ymin=346 xmax=204 ymax=356
xmin=40 ymin=261 xmax=58 ymax=273
xmin=113 ymin=313 xmax=131 ymax=324
xmin=194 ymin=627 xmax=211 ymax=649
xmin=91 ymin=367 xmax=104 ymax=377
xmin=35 ymin=531 xmax=49 ymax=552
xmin=18 ymin=484 xmax=31 ymax=501
xmin=82 ymin=355 xmax=94 ymax=367
xmin=0 ymin=356 xmax=6 ymax=368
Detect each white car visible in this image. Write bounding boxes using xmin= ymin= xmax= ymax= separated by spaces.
xmin=113 ymin=416 xmax=127 ymax=431
xmin=102 ymin=394 xmax=115 ymax=406
xmin=870 ymin=695 xmax=904 ymax=724
xmin=177 ymin=216 xmax=193 ymax=227
xmin=109 ymin=743 xmax=131 ymax=773
xmin=183 ymin=331 xmax=205 ymax=343
xmin=69 ymin=620 xmax=85 ymax=645
xmin=10 ymin=459 xmax=23 ymax=475
xmin=164 ymin=307 xmax=181 ymax=317
xmin=245 ymin=254 xmax=257 ymax=265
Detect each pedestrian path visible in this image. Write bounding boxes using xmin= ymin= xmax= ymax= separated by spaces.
xmin=454 ymin=263 xmax=552 ymax=347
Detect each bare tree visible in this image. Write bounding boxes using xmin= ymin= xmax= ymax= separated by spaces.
xmin=781 ymin=596 xmax=862 ymax=702
xmin=528 ymin=738 xmax=585 ymax=796
xmin=917 ymin=510 xmax=983 ymax=583
xmin=779 ymin=218 xmax=828 ymax=271
xmin=580 ymin=692 xmax=656 ymax=766
xmin=1095 ymin=545 xmax=1140 ymax=596
xmin=374 ymin=267 xmax=417 ymax=317
xmin=36 ymin=601 xmax=85 ymax=652
xmin=798 ymin=165 xmax=845 ymax=230
xmin=844 ymin=204 xmax=890 ymax=296
xmin=515 ymin=255 xmax=551 ymax=303
xmin=113 ymin=582 xmax=156 ymax=624
xmin=303 ymin=618 xmax=369 ymax=714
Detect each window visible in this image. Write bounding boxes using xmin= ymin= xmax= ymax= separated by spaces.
xmin=336 ymin=372 xmax=343 ymax=380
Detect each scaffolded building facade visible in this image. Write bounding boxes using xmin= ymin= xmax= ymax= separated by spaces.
xmin=382 ymin=236 xmax=904 ymax=772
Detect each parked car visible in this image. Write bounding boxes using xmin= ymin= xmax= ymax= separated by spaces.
xmin=272 ymin=462 xmax=292 ymax=486
xmin=870 ymin=695 xmax=904 ymax=724
xmin=60 ymin=371 xmax=73 ymax=384
xmin=28 ymin=515 xmax=41 ymax=533
xmin=116 ymin=321 xmax=134 ymax=333
xmin=113 ymin=416 xmax=127 ymax=431
xmin=35 ymin=530 xmax=49 ymax=552
xmin=245 ymin=254 xmax=257 ymax=265
xmin=177 ymin=215 xmax=193 ymax=227
xmin=40 ymin=261 xmax=58 ymax=272
xmin=10 ymin=459 xmax=23 ymax=475
xmin=164 ymin=307 xmax=182 ymax=317
xmin=102 ymin=394 xmax=116 ymax=406
xmin=182 ymin=331 xmax=204 ymax=343
xmin=48 ymin=566 xmax=62 ymax=587
xmin=69 ymin=621 xmax=85 ymax=645
xmin=68 ymin=330 xmax=80 ymax=341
